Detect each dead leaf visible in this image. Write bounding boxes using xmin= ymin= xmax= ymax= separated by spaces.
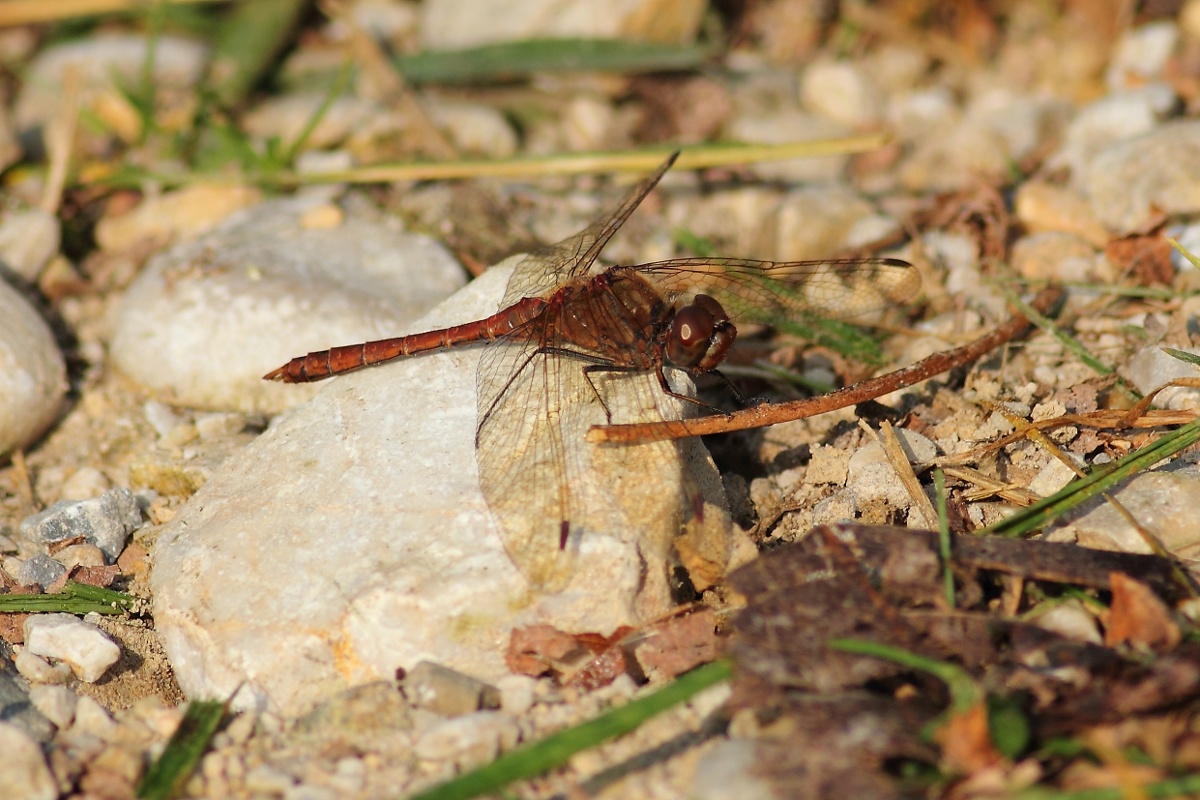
xmin=1105 ymin=572 xmax=1182 ymax=651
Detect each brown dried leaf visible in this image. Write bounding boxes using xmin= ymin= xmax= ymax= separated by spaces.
xmin=1105 ymin=231 xmax=1174 ymax=286
xmin=935 ymin=701 xmax=1003 ymax=775
xmin=633 ymin=608 xmax=719 ymax=680
xmin=1104 ymin=572 xmax=1182 ymax=651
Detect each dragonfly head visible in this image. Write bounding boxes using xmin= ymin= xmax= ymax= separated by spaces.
xmin=665 ymin=294 xmax=737 ymax=373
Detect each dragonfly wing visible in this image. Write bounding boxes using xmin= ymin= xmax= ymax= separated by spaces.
xmin=474 ymin=309 xmax=701 ymax=592
xmin=499 ymin=153 xmax=680 ymax=305
xmin=637 ymin=257 xmax=921 ymax=325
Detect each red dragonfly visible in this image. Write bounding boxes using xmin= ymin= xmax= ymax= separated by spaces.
xmin=265 ymin=152 xmax=919 ymax=588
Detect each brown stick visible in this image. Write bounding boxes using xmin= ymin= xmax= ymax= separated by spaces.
xmin=587 ymin=286 xmax=1065 ymax=444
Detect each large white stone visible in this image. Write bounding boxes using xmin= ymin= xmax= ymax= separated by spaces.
xmin=110 ymin=196 xmax=465 ymax=414
xmin=0 ymin=280 xmax=66 ymax=456
xmin=152 ymin=258 xmax=731 ymax=716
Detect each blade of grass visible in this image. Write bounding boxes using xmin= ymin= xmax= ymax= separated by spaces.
xmin=980 ymin=417 xmax=1200 ymax=538
xmin=393 ymin=38 xmax=712 ymax=85
xmin=89 ymin=136 xmax=894 ymax=189
xmin=994 ymin=285 xmax=1137 ymax=404
xmin=206 ymin=0 xmax=307 ymax=107
xmin=137 ymin=697 xmax=230 ymax=800
xmin=1010 ymin=773 xmax=1200 ymax=800
xmin=409 ymin=659 xmax=733 ymax=800
xmin=934 ymin=468 xmax=955 ymax=608
xmin=0 ymin=0 xmax=221 ymax=27
xmin=0 ymin=580 xmax=137 ymax=615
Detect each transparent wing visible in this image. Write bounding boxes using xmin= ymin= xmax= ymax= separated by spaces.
xmin=499 ymin=152 xmax=680 ymax=305
xmin=635 ymin=257 xmax=920 ymax=325
xmin=474 ymin=310 xmax=687 ymax=590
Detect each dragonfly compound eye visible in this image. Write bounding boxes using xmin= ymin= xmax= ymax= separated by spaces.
xmin=666 ymin=295 xmax=736 ymax=372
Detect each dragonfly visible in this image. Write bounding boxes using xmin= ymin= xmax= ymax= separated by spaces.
xmin=265 ymin=152 xmax=920 ymax=589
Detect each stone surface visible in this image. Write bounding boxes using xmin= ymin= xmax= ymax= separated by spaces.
xmin=94 ymin=185 xmax=263 ymax=252
xmin=1082 ymin=120 xmax=1200 ymax=233
xmin=152 ymin=259 xmax=732 ymax=715
xmin=0 ymin=663 xmax=55 ymax=742
xmin=1059 ymin=463 xmax=1200 ymax=555
xmin=0 ymin=721 xmax=57 ymax=800
xmin=14 ymin=34 xmax=207 ymax=145
xmin=0 ymin=279 xmax=66 ymax=456
xmin=20 ymin=487 xmax=142 ymax=563
xmin=24 ymin=613 xmax=122 ymax=683
xmin=0 ymin=207 xmax=60 ymax=281
xmin=110 ymin=195 xmax=465 ymax=414
xmin=419 ymin=0 xmax=704 ymax=49
xmin=403 ymin=661 xmax=499 ymax=717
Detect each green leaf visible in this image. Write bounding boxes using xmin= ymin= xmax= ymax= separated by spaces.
xmin=137 ymin=698 xmax=230 ymax=800
xmin=393 ymin=38 xmax=712 ymax=85
xmin=0 ymin=581 xmax=137 ymax=615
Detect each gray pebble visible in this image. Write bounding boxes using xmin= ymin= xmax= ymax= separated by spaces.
xmin=19 ymin=487 xmax=142 ymax=562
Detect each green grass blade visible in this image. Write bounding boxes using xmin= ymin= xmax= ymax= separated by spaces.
xmin=137 ymin=698 xmax=230 ymax=800
xmin=0 ymin=580 xmax=136 ymax=615
xmin=207 ymin=0 xmax=307 ymax=106
xmin=934 ymin=469 xmax=955 ymax=608
xmin=393 ymin=38 xmax=712 ymax=85
xmin=980 ymin=417 xmax=1200 ymax=538
xmin=1011 ymin=773 xmax=1200 ymax=799
xmin=409 ymin=659 xmax=733 ymax=800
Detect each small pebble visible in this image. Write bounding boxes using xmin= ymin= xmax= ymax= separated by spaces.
xmin=23 ymin=613 xmax=121 ymax=683
xmin=10 ymin=553 xmax=67 ymax=589
xmin=0 ymin=280 xmax=66 ymax=456
xmin=95 ymin=184 xmax=263 ymax=252
xmin=690 ymin=739 xmax=776 ymax=800
xmin=403 ymin=661 xmax=499 ymax=717
xmin=14 ymin=650 xmax=72 ymax=685
xmin=0 ymin=721 xmax=57 ymax=800
xmin=28 ymin=684 xmax=78 ymax=728
xmin=70 ymin=695 xmax=119 ymax=739
xmin=194 ymin=412 xmax=246 ymax=441
xmin=495 ymin=674 xmax=537 ymax=716
xmin=20 ymin=487 xmax=142 ymax=562
xmin=52 ymin=542 xmax=108 ymax=570
xmin=0 ymin=207 xmax=60 ymax=280
xmin=1030 ymin=602 xmax=1103 ymax=645
xmin=413 ymin=711 xmax=520 ymax=767
xmin=59 ymin=467 xmax=111 ymax=501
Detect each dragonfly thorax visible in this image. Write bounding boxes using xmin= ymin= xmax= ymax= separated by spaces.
xmin=664 ymin=294 xmax=737 ymax=373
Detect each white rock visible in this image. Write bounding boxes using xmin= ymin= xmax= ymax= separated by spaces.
xmin=151 ymin=259 xmax=731 ymax=715
xmin=15 ymin=34 xmax=207 ymax=140
xmin=413 ymin=711 xmax=520 ymax=766
xmin=0 ymin=280 xmax=66 ymax=455
xmin=846 ymin=429 xmax=937 ymax=511
xmin=71 ymin=695 xmax=118 ymax=739
xmin=95 ymin=185 xmax=263 ymax=252
xmin=28 ymin=684 xmax=78 ymax=729
xmin=800 ymin=59 xmax=882 ymax=127
xmin=13 ymin=650 xmax=72 ymax=685
xmin=1046 ymin=86 xmax=1175 ymax=179
xmin=1107 ymin=21 xmax=1179 ymax=89
xmin=59 ymin=467 xmax=111 ymax=501
xmin=1030 ymin=601 xmax=1102 ymax=645
xmin=420 ymin=0 xmax=702 ymax=49
xmin=23 ymin=614 xmax=121 ymax=683
xmin=425 ymin=98 xmax=518 ymax=158
xmin=0 ymin=721 xmax=56 ymax=800
xmin=1028 ymin=457 xmax=1082 ymax=498
xmin=1082 ymin=120 xmax=1200 ymax=233
xmin=110 ymin=196 xmax=465 ymax=414
xmin=770 ymin=186 xmax=888 ymax=261
xmin=495 ymin=674 xmax=537 ymax=716
xmin=691 ymin=739 xmax=775 ymax=800
xmin=1059 ymin=464 xmax=1200 ymax=554
xmin=1125 ymin=344 xmax=1200 ymax=408
xmin=0 ymin=208 xmax=60 ymax=281
xmin=725 ymin=110 xmax=850 ymax=184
